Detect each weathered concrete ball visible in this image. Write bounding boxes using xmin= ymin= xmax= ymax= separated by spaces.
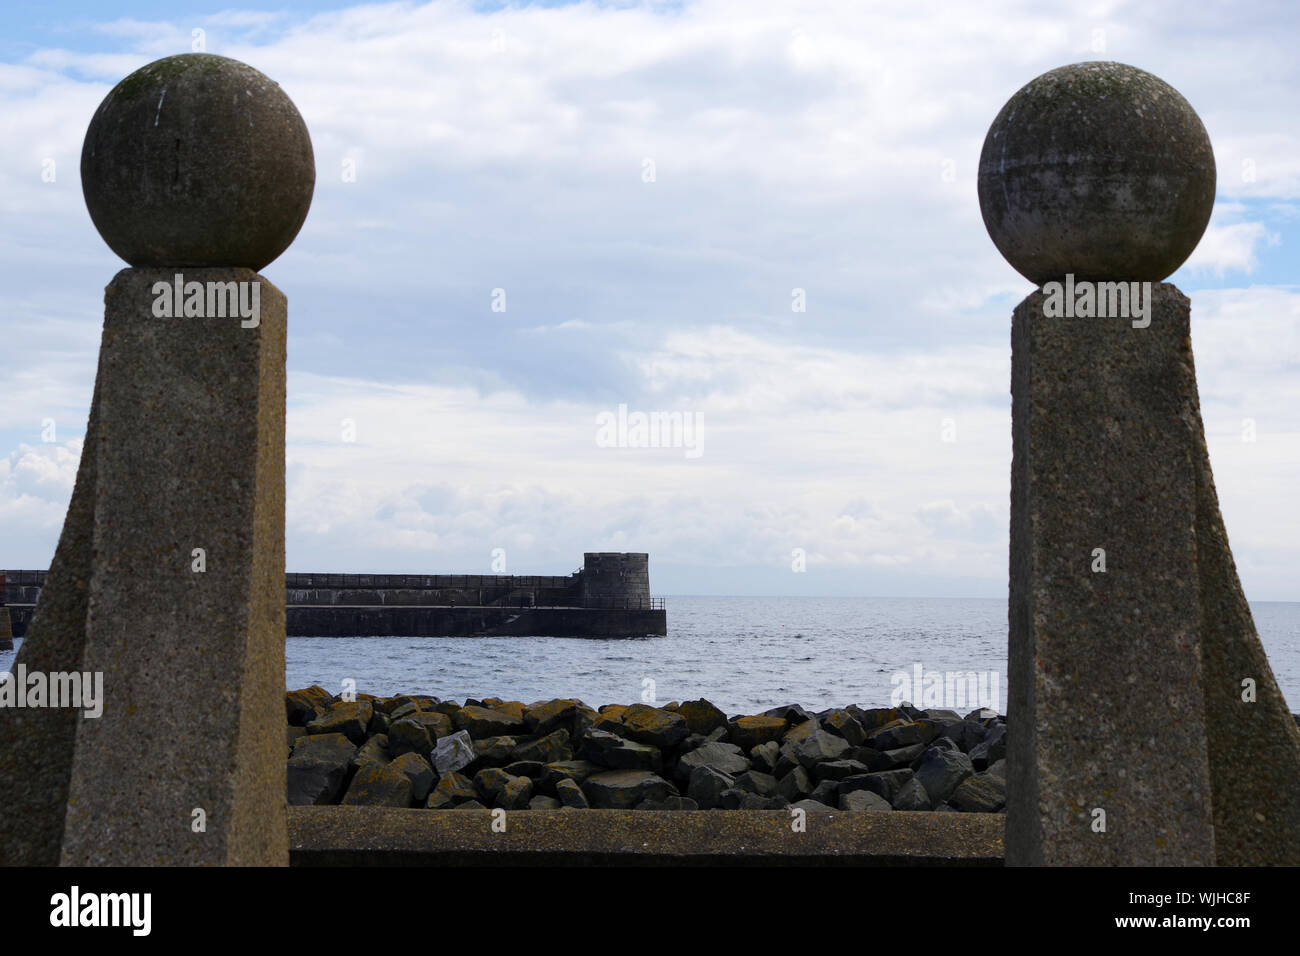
xmin=977 ymin=61 xmax=1215 ymax=284
xmin=81 ymin=53 xmax=315 ymax=270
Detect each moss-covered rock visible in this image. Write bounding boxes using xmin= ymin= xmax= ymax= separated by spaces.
xmin=306 ymin=700 xmax=373 ymax=744
xmin=342 ymin=761 xmax=413 ymax=807
xmin=390 ymin=752 xmax=436 ymax=803
xmin=728 ymin=715 xmax=788 ymax=751
xmin=617 ymin=704 xmax=690 ymax=749
xmin=287 ymin=732 xmax=356 ymax=806
xmin=676 ymin=698 xmax=728 ymax=736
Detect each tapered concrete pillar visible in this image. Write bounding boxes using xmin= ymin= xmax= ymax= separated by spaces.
xmin=0 ymin=53 xmax=313 ymax=865
xmin=980 ymin=61 xmax=1300 ymax=865
xmin=1008 ymin=285 xmax=1215 ymax=864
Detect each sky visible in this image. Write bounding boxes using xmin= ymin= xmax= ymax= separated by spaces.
xmin=2 ymin=0 xmax=1299 ymax=598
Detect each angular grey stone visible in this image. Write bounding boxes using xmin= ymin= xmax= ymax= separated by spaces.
xmin=555 ymin=777 xmax=589 ymax=809
xmin=922 ymin=709 xmax=962 ymax=722
xmin=582 ymin=770 xmax=677 ymax=809
xmin=773 ymin=749 xmax=800 ymax=779
xmin=469 ymin=735 xmax=516 ymax=766
xmin=522 ymin=698 xmax=583 ymax=735
xmin=676 ymin=699 xmax=729 ymax=736
xmin=307 ymin=700 xmax=374 ymax=745
xmin=389 ymin=752 xmax=436 ymax=803
xmin=287 ymin=733 xmax=356 ymax=806
xmin=949 ymin=774 xmax=1006 ymax=813
xmin=840 ymin=769 xmax=914 ymax=804
xmin=529 ymin=795 xmax=561 ymax=810
xmin=820 ymin=709 xmax=867 ymax=746
xmin=353 ymin=734 xmax=391 ymax=768
xmin=638 ymin=795 xmax=699 ymax=810
xmin=881 ymin=744 xmax=925 ymax=769
xmin=432 ymin=730 xmax=476 ymax=775
xmin=511 ymin=729 xmax=572 ymax=765
xmin=840 ymin=789 xmax=892 ymax=812
xmin=750 ymin=741 xmax=781 ymax=774
xmin=809 ymin=779 xmax=840 ymax=807
xmin=795 ymin=729 xmax=850 ymax=770
xmin=473 ymin=766 xmax=519 ymax=804
xmin=848 ymin=706 xmax=905 ymax=732
xmin=495 ymin=775 xmax=533 ymax=810
xmin=867 ymin=719 xmax=936 ymax=752
xmin=938 ymin=719 xmax=987 ymax=753
xmin=733 ymin=770 xmax=779 ymax=797
xmin=721 ymin=788 xmax=788 ymax=810
xmin=579 ymin=729 xmax=661 ymax=771
xmin=454 ymin=705 xmax=528 ymax=738
xmin=913 ymin=746 xmax=974 ymax=806
xmin=617 ymin=703 xmax=690 ymax=749
xmin=812 ymin=759 xmax=869 ymax=782
xmin=891 ymin=777 xmax=932 ymax=811
xmin=426 ymin=771 xmax=476 ymax=809
xmin=674 ymin=740 xmax=749 ymax=782
xmin=539 ymin=759 xmax=601 ymax=792
xmin=727 ymin=715 xmax=789 ymax=751
xmin=762 ymin=704 xmax=812 ymax=724
xmin=790 ymin=798 xmax=833 ymax=813
xmin=776 ymin=766 xmax=814 ymax=802
xmin=387 ymin=717 xmax=432 ymax=758
xmin=342 ymin=761 xmax=412 ymax=807
xmin=403 ymin=710 xmax=453 ymax=741
xmin=969 ymin=723 xmax=1006 ymax=770
xmin=502 ymin=760 xmax=545 ymax=779
xmin=286 ymin=686 xmax=332 ymax=726
xmin=687 ymin=765 xmax=735 ymax=810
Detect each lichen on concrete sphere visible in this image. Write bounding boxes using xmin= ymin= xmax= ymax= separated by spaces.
xmin=81 ymin=53 xmax=315 ymax=271
xmin=977 ymin=61 xmax=1215 ymax=284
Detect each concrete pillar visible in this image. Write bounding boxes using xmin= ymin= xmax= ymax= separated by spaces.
xmin=0 ymin=53 xmax=313 ymax=865
xmin=981 ymin=61 xmax=1300 ymax=865
xmin=1007 ymin=286 xmax=1215 ymax=864
xmin=58 ymin=268 xmax=289 ymax=865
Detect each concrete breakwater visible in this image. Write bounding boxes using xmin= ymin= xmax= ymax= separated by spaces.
xmin=286 ymin=688 xmax=1012 ymax=813
xmin=2 ymin=553 xmax=666 ymax=638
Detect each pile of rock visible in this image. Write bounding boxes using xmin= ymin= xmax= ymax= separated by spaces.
xmin=285 ymin=689 xmax=1009 ymax=813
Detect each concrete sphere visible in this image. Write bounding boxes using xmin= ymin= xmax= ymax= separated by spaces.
xmin=977 ymin=61 xmax=1215 ymax=284
xmin=81 ymin=54 xmax=315 ymax=270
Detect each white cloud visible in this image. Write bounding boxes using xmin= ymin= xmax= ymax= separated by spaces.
xmin=1185 ymin=214 xmax=1279 ymax=277
xmin=4 ymin=0 xmax=1300 ymax=597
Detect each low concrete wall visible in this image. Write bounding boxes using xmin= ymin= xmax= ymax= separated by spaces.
xmin=288 ymin=806 xmax=1005 ymax=866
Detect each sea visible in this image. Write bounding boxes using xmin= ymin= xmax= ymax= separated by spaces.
xmin=6 ymin=596 xmax=1299 ymax=716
